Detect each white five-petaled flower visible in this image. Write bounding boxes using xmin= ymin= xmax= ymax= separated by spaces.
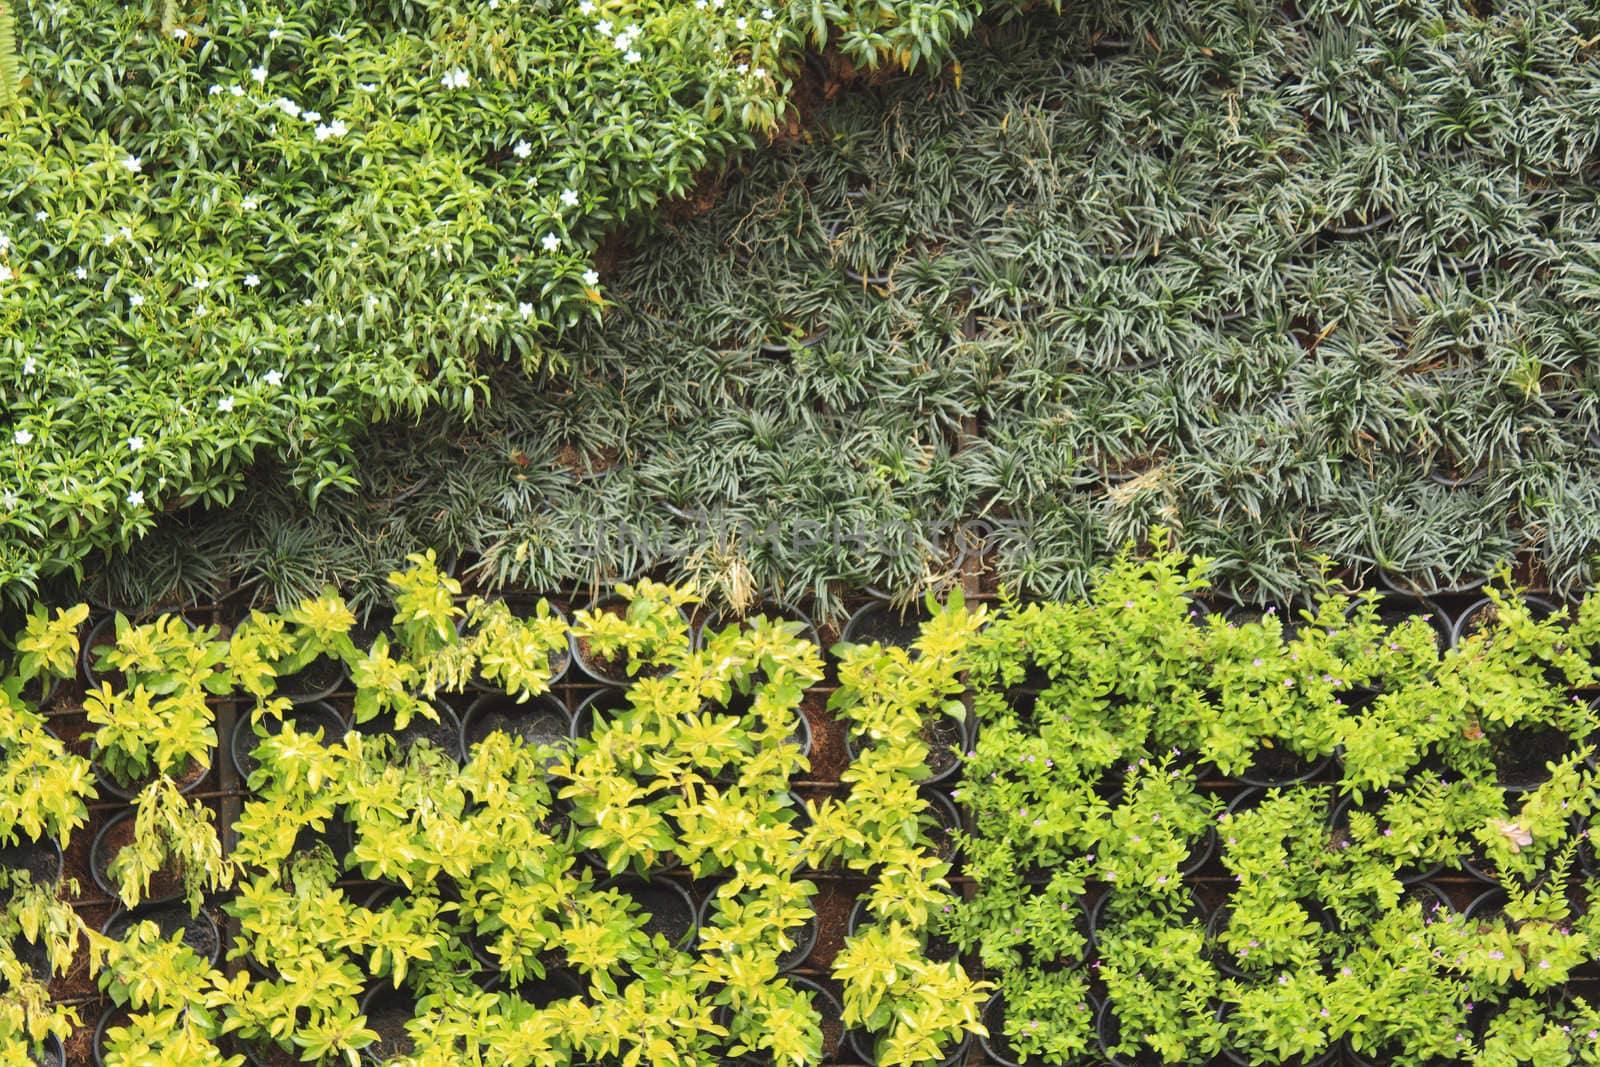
xmin=0 ymin=234 xmax=8 ymax=251
xmin=752 ymin=66 xmax=766 ymax=78
xmin=735 ymin=16 xmax=747 ymax=30
xmin=126 ymin=490 xmax=144 ymax=506
xmin=513 ymin=140 xmax=533 ymax=158
xmin=441 ymin=69 xmax=471 ymax=89
xmin=21 ymin=357 xmax=34 ymax=375
xmin=251 ymin=65 xmax=268 ymax=83
xmin=314 ymin=120 xmax=348 ymax=141
xmin=302 ymin=110 xmax=322 ymax=123
xmin=274 ymin=97 xmax=301 ymax=118
xmin=242 ymin=196 xmax=259 ymax=211
xmin=193 ymin=276 xmax=210 ymax=289
xmin=595 ymin=18 xmax=613 ymax=33
xmin=579 ymin=0 xmax=595 ymax=11
xmin=34 ymin=210 xmax=46 ymax=221
xmin=541 ymin=233 xmax=561 ymax=252
xmin=560 ymin=188 xmax=579 ymax=207
xmin=230 ymin=85 xmax=245 ymax=97
xmin=268 ymin=28 xmax=282 ymax=39
xmin=209 ymin=84 xmax=224 ymax=96
xmin=124 ymin=156 xmax=142 ymax=173
xmin=128 ymin=436 xmax=145 ymax=452
xmin=13 ymin=430 xmax=32 ymax=446
xmin=518 ymin=301 xmax=534 ymax=317
xmin=264 ymin=370 xmax=283 ymax=387
xmin=624 ymin=49 xmax=641 ymax=63
xmin=761 ymin=7 xmax=774 ymax=17
xmin=244 ymin=273 xmax=260 ymax=287
xmin=583 ymin=269 xmax=599 ymax=286
xmin=0 ymin=266 xmax=12 ymax=283
xmin=357 ymin=82 xmax=377 ymax=92
xmin=74 ymin=266 xmax=87 ymax=279
xmin=0 ymin=491 xmax=13 ymax=509
xmin=128 ymin=293 xmax=145 ymax=307
xmin=217 ymin=396 xmax=235 ymax=412
xmin=737 ymin=63 xmax=748 ymax=74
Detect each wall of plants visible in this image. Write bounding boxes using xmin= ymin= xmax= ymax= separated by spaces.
xmin=73 ymin=0 xmax=1600 ymax=620
xmin=11 ymin=542 xmax=1600 ymax=1063
xmin=0 ymin=0 xmax=1001 ymax=600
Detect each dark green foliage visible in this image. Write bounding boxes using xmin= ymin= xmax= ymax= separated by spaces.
xmin=85 ymin=0 xmax=1600 ymax=613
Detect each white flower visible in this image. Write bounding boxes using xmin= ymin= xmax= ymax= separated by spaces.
xmin=124 ymin=156 xmax=142 ymax=173
xmin=263 ymin=369 xmax=283 ymax=387
xmin=735 ymin=16 xmax=747 ymax=30
xmin=513 ymin=140 xmax=532 ymax=158
xmin=268 ymin=28 xmax=282 ymax=39
xmin=624 ymin=49 xmax=641 ymax=63
xmin=274 ymin=97 xmax=301 ymax=118
xmin=243 ymin=273 xmax=260 ymax=287
xmin=737 ymin=63 xmax=748 ymax=74
xmin=761 ymin=7 xmax=774 ymax=17
xmin=302 ymin=109 xmax=322 ymax=123
xmin=118 ymin=226 xmax=132 ymax=240
xmin=357 ymin=82 xmax=377 ymax=92
xmin=126 ymin=490 xmax=144 ymax=506
xmin=595 ymin=19 xmax=612 ymax=34
xmin=752 ymin=66 xmax=766 ymax=78
xmin=488 ymin=0 xmax=499 ymax=8
xmin=579 ymin=0 xmax=595 ymax=11
xmin=12 ymin=429 xmax=32 ymax=445
xmin=208 ymin=84 xmax=223 ymax=95
xmin=217 ymin=396 xmax=235 ymax=412
xmin=0 ymin=491 xmax=14 ymax=509
xmin=242 ymin=196 xmax=259 ymax=211
xmin=251 ymin=65 xmax=267 ymax=83
xmin=34 ymin=210 xmax=46 ymax=221
xmin=541 ymin=233 xmax=561 ymax=252
xmin=172 ymin=27 xmax=188 ymax=39
xmin=613 ymin=32 xmax=631 ymax=49
xmin=128 ymin=436 xmax=145 ymax=452
xmin=0 ymin=266 xmax=12 ymax=283
xmin=75 ymin=266 xmax=87 ymax=279
xmin=21 ymin=357 xmax=34 ymax=375
xmin=193 ymin=276 xmax=210 ymax=289
xmin=194 ymin=304 xmax=208 ymax=317
xmin=582 ymin=269 xmax=599 ymax=286
xmin=518 ymin=301 xmax=534 ymax=317
xmin=560 ymin=188 xmax=579 ymax=207
xmin=229 ymin=85 xmax=245 ymax=97
xmin=128 ymin=293 xmax=145 ymax=307
xmin=314 ymin=120 xmax=347 ymax=141
xmin=0 ymin=234 xmax=9 ymax=251
xmin=442 ymin=69 xmax=471 ymax=89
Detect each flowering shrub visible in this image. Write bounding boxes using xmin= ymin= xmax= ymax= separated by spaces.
xmin=0 ymin=0 xmax=997 ymax=599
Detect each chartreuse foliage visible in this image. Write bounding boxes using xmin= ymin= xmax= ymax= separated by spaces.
xmin=0 ymin=0 xmax=1006 ymax=603
xmin=0 ymin=553 xmax=977 ymax=1065
xmin=949 ymin=545 xmax=1600 ymax=1066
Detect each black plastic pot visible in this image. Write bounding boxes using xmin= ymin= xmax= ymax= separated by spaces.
xmin=91 ymin=809 xmax=188 ymax=904
xmin=27 ymin=1034 xmax=65 ymax=1067
xmin=1464 ymin=887 xmax=1508 ymax=922
xmin=359 ymin=984 xmax=418 ymax=1063
xmin=1095 ymin=997 xmax=1178 ymax=1067
xmin=602 ymin=876 xmax=698 ymax=950
xmin=1234 ymin=747 xmax=1332 ymax=789
xmin=80 ymin=611 xmax=200 ymax=691
xmin=93 ymin=741 xmax=213 ymax=802
xmin=980 ymin=991 xmax=1097 ymax=1067
xmin=696 ymin=888 xmax=818 ymax=973
xmin=1346 ymin=593 xmax=1450 ymax=654
xmin=360 ymin=702 xmax=464 ymax=763
xmin=569 ymin=688 xmax=631 ymax=741
xmin=1450 ymin=593 xmax=1560 ymax=649
xmin=1377 ymin=568 xmax=1487 ymax=599
xmin=485 ymin=966 xmax=585 ymax=1005
xmin=1205 ymin=900 xmax=1332 ymax=981
xmin=230 ymin=700 xmax=347 ymax=784
xmin=467 ymin=601 xmax=572 ymax=691
xmin=759 ymin=325 xmax=830 ymax=358
xmin=18 ymin=672 xmax=58 ymax=711
xmin=845 ymin=709 xmax=971 ymax=785
xmin=92 ymin=1004 xmax=130 ymax=1067
xmin=1221 ymin=601 xmax=1302 ymax=640
xmin=696 ymin=601 xmax=821 ymax=653
xmin=840 ymin=599 xmax=930 ymax=650
xmin=1090 ymin=886 xmax=1201 ymax=953
xmin=850 ymin=1025 xmax=969 ymax=1067
xmin=1326 ymin=793 xmax=1442 ymax=886
xmin=0 ymin=836 xmax=63 ymax=894
xmin=847 ymin=891 xmax=960 ymax=963
xmin=459 ymin=692 xmax=572 ymax=756
xmin=101 ymin=900 xmax=222 ymax=965
xmin=1459 ymin=854 xmax=1503 ymax=886
xmin=921 ymin=787 xmax=964 ymax=865
xmin=703 ymin=690 xmax=814 ymax=767
xmin=1486 ymin=722 xmax=1578 ymax=793
xmin=569 ymin=596 xmax=694 ymax=686
xmin=275 ymin=653 xmax=349 ymax=704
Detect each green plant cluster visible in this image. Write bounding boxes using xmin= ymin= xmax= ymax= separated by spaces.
xmin=91 ymin=0 xmax=1600 ymax=616
xmin=0 ymin=0 xmax=1007 ymax=603
xmin=0 ymin=555 xmax=983 ymax=1065
xmin=947 ymin=545 xmax=1600 ymax=1065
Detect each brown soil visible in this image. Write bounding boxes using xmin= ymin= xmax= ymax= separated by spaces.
xmin=801 ymin=693 xmax=846 ymax=783
xmin=807 ymin=882 xmax=856 ymax=972
xmin=555 ymin=442 xmax=620 ymax=479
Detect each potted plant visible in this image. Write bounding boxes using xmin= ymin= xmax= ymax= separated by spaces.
xmin=1097 ymin=916 xmax=1224 ymax=1065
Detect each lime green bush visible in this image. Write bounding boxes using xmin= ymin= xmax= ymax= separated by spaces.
xmin=0 ymin=0 xmax=996 ymax=600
